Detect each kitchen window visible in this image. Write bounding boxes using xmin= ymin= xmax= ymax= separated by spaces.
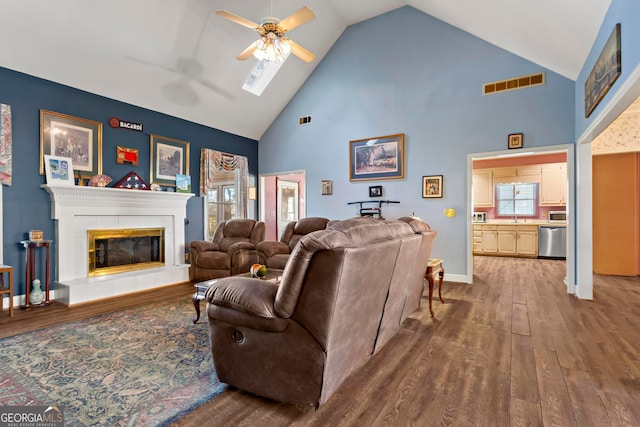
xmin=496 ymin=183 xmax=537 ymax=217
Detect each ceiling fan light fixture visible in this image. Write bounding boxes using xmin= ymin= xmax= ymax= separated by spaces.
xmin=253 ymin=37 xmax=291 ymax=63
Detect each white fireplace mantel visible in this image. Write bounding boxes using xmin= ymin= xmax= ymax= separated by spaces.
xmin=42 ymin=185 xmax=194 ymax=305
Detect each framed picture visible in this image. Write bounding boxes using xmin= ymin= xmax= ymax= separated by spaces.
xmin=585 ymin=23 xmax=621 ymax=118
xmin=40 ymin=110 xmax=102 ymax=176
xmin=369 ymin=185 xmax=382 ymax=198
xmin=150 ymin=134 xmax=190 ymax=186
xmin=43 ymin=155 xmax=75 ymax=186
xmin=321 ymin=180 xmax=333 ymax=195
xmin=508 ymin=133 xmax=523 ymax=149
xmin=422 ymin=175 xmax=443 ymax=198
xmin=116 ymin=146 xmax=139 ymax=166
xmin=175 ymin=174 xmax=192 ymax=193
xmin=349 ymin=133 xmax=404 ymax=181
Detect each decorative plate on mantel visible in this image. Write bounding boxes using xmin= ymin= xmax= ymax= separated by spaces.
xmin=113 ymin=171 xmax=150 ymax=190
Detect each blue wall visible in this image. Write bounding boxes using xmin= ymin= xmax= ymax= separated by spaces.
xmin=0 ymin=67 xmax=258 ymax=294
xmin=575 ymin=0 xmax=640 ymax=136
xmin=259 ymin=6 xmax=576 ymax=277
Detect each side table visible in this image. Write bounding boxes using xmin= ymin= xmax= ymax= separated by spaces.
xmin=0 ymin=265 xmax=14 ymax=317
xmin=425 ymin=258 xmax=445 ymax=317
xmin=20 ymin=240 xmax=52 ymax=309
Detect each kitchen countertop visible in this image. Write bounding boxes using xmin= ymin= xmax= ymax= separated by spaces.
xmin=474 ymin=220 xmax=567 ymax=226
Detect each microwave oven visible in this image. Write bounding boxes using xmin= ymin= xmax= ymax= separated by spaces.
xmin=472 ymin=212 xmax=487 ymax=223
xmin=548 ymin=211 xmax=567 ymax=223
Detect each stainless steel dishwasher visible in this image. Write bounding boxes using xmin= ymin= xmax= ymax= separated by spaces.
xmin=538 ymin=226 xmax=566 ymax=259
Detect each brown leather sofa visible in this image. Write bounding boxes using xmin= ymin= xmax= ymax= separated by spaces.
xmin=189 ymin=219 xmax=265 ymax=282
xmin=204 ymin=216 xmax=436 ymax=406
xmin=256 ymin=217 xmax=329 ymax=269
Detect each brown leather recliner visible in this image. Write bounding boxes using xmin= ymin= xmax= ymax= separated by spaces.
xmin=189 ymin=219 xmax=265 ymax=282
xmin=205 ymin=217 xmax=436 ymax=406
xmin=256 ymin=217 xmax=329 ymax=269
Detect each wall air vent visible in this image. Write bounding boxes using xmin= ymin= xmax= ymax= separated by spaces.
xmin=483 ymin=73 xmax=545 ymax=95
xmin=299 ymin=115 xmax=312 ymax=125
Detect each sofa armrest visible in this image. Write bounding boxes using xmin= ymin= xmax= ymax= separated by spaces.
xmin=190 ymin=240 xmax=220 ymax=252
xmin=256 ymin=241 xmax=290 ymax=258
xmin=206 ymin=277 xmax=288 ymax=332
xmin=227 ymin=241 xmax=257 ymax=256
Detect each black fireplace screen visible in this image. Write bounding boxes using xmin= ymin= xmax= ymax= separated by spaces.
xmin=88 ymin=228 xmax=165 ymax=277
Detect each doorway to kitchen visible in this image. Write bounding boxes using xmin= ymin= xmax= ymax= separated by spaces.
xmin=259 ymin=170 xmax=306 ymax=241
xmin=467 ymin=144 xmax=575 ymax=294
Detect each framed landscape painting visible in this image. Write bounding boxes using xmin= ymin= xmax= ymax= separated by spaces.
xmin=150 ymin=134 xmax=190 ymax=186
xmin=40 ymin=110 xmax=102 ymax=177
xmin=585 ymin=23 xmax=621 ymax=118
xmin=349 ymin=133 xmax=404 ymax=182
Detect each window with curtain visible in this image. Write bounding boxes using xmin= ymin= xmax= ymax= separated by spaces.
xmin=496 ymin=183 xmax=538 ymax=217
xmin=200 ymin=149 xmax=248 ymax=240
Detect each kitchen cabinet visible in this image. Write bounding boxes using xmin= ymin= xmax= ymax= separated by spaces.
xmin=516 ymin=225 xmax=539 ymax=256
xmin=473 ymin=169 xmax=494 ymax=207
xmin=540 ymin=163 xmax=566 ymax=206
xmin=497 ymin=226 xmax=517 ymax=254
xmin=473 ymin=224 xmax=538 ymax=258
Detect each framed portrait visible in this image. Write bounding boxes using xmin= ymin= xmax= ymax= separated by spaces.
xmin=321 ymin=180 xmax=333 ymax=195
xmin=585 ymin=23 xmax=621 ymax=118
xmin=508 ymin=133 xmax=523 ymax=149
xmin=40 ymin=110 xmax=102 ymax=176
xmin=349 ymin=133 xmax=404 ymax=181
xmin=150 ymin=134 xmax=190 ymax=186
xmin=369 ymin=185 xmax=382 ymax=198
xmin=422 ymin=175 xmax=443 ymax=198
xmin=43 ymin=155 xmax=75 ymax=186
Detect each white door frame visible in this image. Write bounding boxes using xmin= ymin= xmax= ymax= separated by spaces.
xmin=575 ymin=64 xmax=640 ymax=299
xmin=467 ymin=144 xmax=575 ymax=294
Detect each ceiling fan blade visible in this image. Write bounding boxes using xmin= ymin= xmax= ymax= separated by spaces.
xmin=237 ymin=41 xmax=258 ymax=60
xmin=279 ymin=7 xmax=316 ymax=33
xmin=216 ymin=10 xmax=259 ymax=29
xmin=196 ymin=78 xmax=234 ymax=100
xmin=287 ymin=39 xmax=315 ymax=63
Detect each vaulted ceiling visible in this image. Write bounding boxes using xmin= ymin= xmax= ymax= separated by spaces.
xmin=0 ymin=0 xmax=611 ymax=140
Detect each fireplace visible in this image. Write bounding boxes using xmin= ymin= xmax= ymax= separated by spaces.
xmin=42 ymin=185 xmax=193 ymax=305
xmin=88 ymin=228 xmax=165 ymax=277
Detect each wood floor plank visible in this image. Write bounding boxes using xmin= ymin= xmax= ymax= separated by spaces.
xmin=512 ymin=303 xmax=531 ymax=336
xmin=510 ymin=398 xmax=543 ymax=427
xmin=5 ymin=257 xmax=640 ymax=427
xmin=534 ymin=348 xmax=577 ymax=427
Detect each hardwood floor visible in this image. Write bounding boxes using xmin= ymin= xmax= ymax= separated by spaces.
xmin=2 ymin=257 xmax=640 ymax=426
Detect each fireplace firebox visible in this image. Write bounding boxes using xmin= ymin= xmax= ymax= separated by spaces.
xmin=88 ymin=228 xmax=165 ymax=277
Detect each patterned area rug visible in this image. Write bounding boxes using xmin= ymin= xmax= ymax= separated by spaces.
xmin=0 ymin=298 xmax=225 ymax=426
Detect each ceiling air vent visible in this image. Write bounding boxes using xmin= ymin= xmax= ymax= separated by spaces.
xmin=483 ymin=73 xmax=545 ymax=95
xmin=299 ymin=115 xmax=312 ymax=125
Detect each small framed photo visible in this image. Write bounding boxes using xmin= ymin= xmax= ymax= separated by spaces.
xmin=369 ymin=185 xmax=382 ymax=198
xmin=321 ymin=180 xmax=333 ymax=195
xmin=422 ymin=175 xmax=443 ymax=198
xmin=175 ymin=174 xmax=192 ymax=193
xmin=116 ymin=146 xmax=139 ymax=166
xmin=508 ymin=133 xmax=523 ymax=149
xmin=150 ymin=134 xmax=190 ymax=186
xmin=44 ymin=155 xmax=75 ymax=186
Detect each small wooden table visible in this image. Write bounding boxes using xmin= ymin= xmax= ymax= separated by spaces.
xmin=425 ymin=258 xmax=445 ymax=317
xmin=192 ymin=269 xmax=283 ymax=324
xmin=0 ymin=265 xmax=14 ymax=318
xmin=20 ymin=240 xmax=52 ymax=309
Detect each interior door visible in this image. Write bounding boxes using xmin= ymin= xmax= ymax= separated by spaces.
xmin=276 ymin=179 xmax=299 ymax=239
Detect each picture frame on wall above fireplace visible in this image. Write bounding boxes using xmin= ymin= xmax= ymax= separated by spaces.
xmin=150 ymin=134 xmax=190 ymax=187
xmin=40 ymin=109 xmax=103 ymax=177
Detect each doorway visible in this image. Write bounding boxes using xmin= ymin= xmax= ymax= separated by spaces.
xmin=259 ymin=170 xmax=306 ymax=241
xmin=467 ymin=144 xmax=575 ymax=293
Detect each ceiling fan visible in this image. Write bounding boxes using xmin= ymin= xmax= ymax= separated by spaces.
xmin=216 ymin=2 xmax=316 ymax=64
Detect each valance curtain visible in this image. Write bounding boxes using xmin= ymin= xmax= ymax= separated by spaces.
xmin=199 ymin=148 xmax=248 ymax=218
